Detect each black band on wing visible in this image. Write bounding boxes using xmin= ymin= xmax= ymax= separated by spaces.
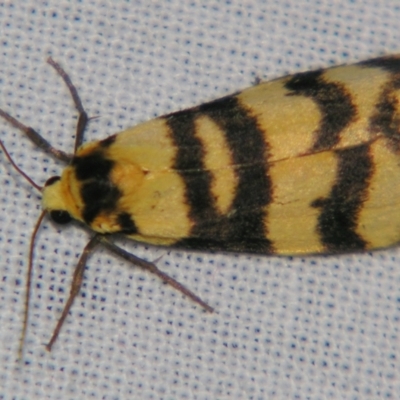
xmin=311 ymin=144 xmax=373 ymax=252
xmin=285 ymin=70 xmax=356 ymax=151
xmin=167 ymin=94 xmax=274 ymax=254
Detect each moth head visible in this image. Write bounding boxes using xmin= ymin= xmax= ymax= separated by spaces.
xmin=42 ymin=175 xmax=73 ymax=225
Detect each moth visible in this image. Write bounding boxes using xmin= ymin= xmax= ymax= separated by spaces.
xmin=1 ymin=55 xmax=400 ymax=354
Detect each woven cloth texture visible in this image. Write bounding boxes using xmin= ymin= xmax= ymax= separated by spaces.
xmin=0 ymin=1 xmax=399 ymax=399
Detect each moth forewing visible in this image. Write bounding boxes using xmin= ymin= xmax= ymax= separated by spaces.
xmin=1 ymin=54 xmax=400 ymax=353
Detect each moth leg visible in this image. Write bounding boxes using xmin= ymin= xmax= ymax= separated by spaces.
xmin=0 ymin=108 xmax=72 ymax=163
xmin=99 ymin=237 xmax=214 ymax=313
xmin=47 ymin=235 xmax=214 ymax=350
xmin=47 ymin=57 xmax=89 ymax=153
xmin=46 ymin=235 xmax=99 ymax=351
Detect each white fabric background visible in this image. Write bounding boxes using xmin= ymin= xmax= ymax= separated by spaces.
xmin=0 ymin=1 xmax=399 ymax=399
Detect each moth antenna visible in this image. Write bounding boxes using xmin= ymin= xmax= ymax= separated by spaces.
xmin=0 ymin=140 xmax=42 ymax=191
xmin=18 ymin=210 xmax=46 ymax=362
xmin=0 ymin=109 xmax=72 ymax=163
xmin=0 ymin=138 xmax=46 ymax=361
xmin=47 ymin=57 xmax=89 ymax=153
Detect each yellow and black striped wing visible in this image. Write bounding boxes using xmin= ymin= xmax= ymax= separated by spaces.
xmin=64 ymin=55 xmax=400 ymax=255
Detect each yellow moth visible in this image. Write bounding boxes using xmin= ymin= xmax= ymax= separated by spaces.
xmin=1 ymin=55 xmax=400 ymax=354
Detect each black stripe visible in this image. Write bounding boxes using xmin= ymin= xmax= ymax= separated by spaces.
xmin=80 ymin=181 xmax=121 ymax=224
xmin=360 ymin=55 xmax=400 ymax=73
xmin=72 ymin=153 xmax=114 ymax=181
xmin=117 ymin=212 xmax=138 ymax=234
xmin=369 ymin=78 xmax=400 ymax=150
xmin=199 ymin=96 xmax=273 ymax=252
xmin=166 ymin=109 xmax=218 ymax=225
xmin=167 ymin=95 xmax=273 ymax=254
xmin=366 ymin=64 xmax=400 ymax=151
xmin=311 ymin=144 xmax=373 ymax=252
xmin=100 ymin=134 xmax=117 ymax=148
xmin=285 ymin=70 xmax=356 ymax=151
xmin=45 ymin=176 xmax=61 ymax=187
xmin=72 ymin=152 xmax=121 ymax=225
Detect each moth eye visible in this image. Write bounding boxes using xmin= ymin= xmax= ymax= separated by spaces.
xmin=50 ymin=210 xmax=72 ymax=224
xmin=45 ymin=176 xmax=61 ymax=187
